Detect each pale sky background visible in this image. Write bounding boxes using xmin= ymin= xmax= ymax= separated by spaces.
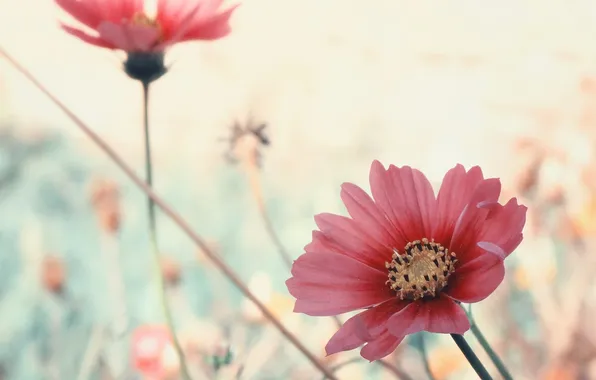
xmin=1 ymin=1 xmax=596 ymax=379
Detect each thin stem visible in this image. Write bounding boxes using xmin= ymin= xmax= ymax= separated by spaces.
xmin=141 ymin=81 xmax=192 ymax=380
xmin=0 ymin=46 xmax=338 ymax=380
xmin=419 ymin=334 xmax=436 ymax=380
xmin=466 ymin=306 xmax=514 ymax=380
xmin=142 ymin=82 xmax=157 ymax=238
xmin=329 ymin=357 xmax=360 ymax=374
xmin=244 ymin=160 xmax=293 ymax=268
xmin=450 ymin=334 xmax=493 ymax=380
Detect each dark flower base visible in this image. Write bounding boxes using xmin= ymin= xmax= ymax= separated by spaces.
xmin=124 ymin=52 xmax=167 ymax=84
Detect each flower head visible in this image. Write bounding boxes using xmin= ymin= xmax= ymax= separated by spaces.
xmin=56 ymin=0 xmax=238 ymax=81
xmin=131 ymin=325 xmax=178 ymax=379
xmin=286 ymin=161 xmax=527 ymax=361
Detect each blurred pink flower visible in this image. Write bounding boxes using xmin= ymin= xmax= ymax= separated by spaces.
xmin=55 ymin=0 xmax=238 ymax=52
xmin=286 ymin=160 xmax=527 ymax=361
xmin=131 ymin=325 xmax=173 ymax=379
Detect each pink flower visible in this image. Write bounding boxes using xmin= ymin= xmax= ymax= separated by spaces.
xmin=286 ymin=161 xmax=527 ymax=361
xmin=131 ymin=325 xmax=174 ymax=379
xmin=55 ymin=0 xmax=238 ymax=52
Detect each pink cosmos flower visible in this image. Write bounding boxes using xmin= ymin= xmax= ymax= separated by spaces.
xmin=286 ymin=161 xmax=527 ymax=361
xmin=55 ymin=0 xmax=238 ymax=52
xmin=131 ymin=325 xmax=174 ymax=379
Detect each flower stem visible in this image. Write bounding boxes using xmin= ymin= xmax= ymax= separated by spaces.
xmin=450 ymin=334 xmax=493 ymax=380
xmin=2 ymin=47 xmax=337 ymax=380
xmin=142 ymin=81 xmax=192 ymax=380
xmin=466 ymin=306 xmax=514 ymax=380
xmin=244 ymin=160 xmax=293 ymax=269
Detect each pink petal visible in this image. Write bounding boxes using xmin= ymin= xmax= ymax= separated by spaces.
xmin=360 ymin=330 xmax=404 ymax=361
xmin=340 ymin=182 xmax=398 ymax=250
xmin=433 ymin=165 xmax=484 ymax=245
xmin=97 ymin=21 xmax=161 ymax=51
xmin=449 ymin=178 xmax=502 ymax=263
xmin=100 ymin=0 xmax=143 ymax=23
xmin=369 ymin=161 xmax=436 ymax=246
xmin=178 ymin=5 xmax=237 ymax=41
xmin=157 ymin=0 xmax=229 ymax=41
xmin=60 ymin=25 xmax=116 ymax=49
xmin=387 ymin=295 xmax=469 ymax=336
xmin=158 ymin=0 xmax=203 ymax=26
xmin=314 ymin=213 xmax=391 ymax=269
xmin=446 ymin=243 xmax=506 ymax=303
xmin=286 ymin=252 xmax=392 ymax=316
xmin=368 ymin=160 xmax=409 ymax=246
xmin=55 ymin=0 xmax=103 ymax=29
xmin=387 ymin=164 xmax=436 ymax=239
xmin=326 ymin=300 xmax=408 ymax=356
xmin=326 ymin=315 xmax=373 ymax=356
xmin=479 ymin=198 xmax=527 ymax=256
xmin=326 ymin=299 xmax=409 ymax=355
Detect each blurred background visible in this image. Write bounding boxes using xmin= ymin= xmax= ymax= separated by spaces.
xmin=1 ymin=0 xmax=596 ymax=379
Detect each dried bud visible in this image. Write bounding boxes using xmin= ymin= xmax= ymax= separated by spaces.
xmin=90 ymin=178 xmax=121 ymax=234
xmin=41 ymin=255 xmax=66 ymax=294
xmin=160 ymin=257 xmax=181 ymax=286
xmin=223 ymin=120 xmax=269 ymax=168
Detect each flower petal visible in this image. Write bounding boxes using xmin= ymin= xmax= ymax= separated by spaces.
xmin=387 ymin=164 xmax=436 ymax=240
xmin=369 ymin=160 xmax=409 ymax=246
xmin=433 ymin=165 xmax=484 ymax=245
xmin=56 ymin=0 xmax=103 ymax=29
xmin=340 ymin=182 xmax=398 ymax=250
xmin=387 ymin=295 xmax=469 ymax=336
xmin=446 ymin=243 xmax=506 ymax=303
xmin=287 ymin=252 xmax=392 ymax=316
xmin=326 ymin=315 xmax=372 ymax=356
xmin=61 ymin=25 xmax=116 ymax=49
xmin=326 ymin=299 xmax=409 ymax=356
xmin=360 ymin=330 xmax=404 ymax=361
xmin=314 ymin=213 xmax=390 ymax=269
xmin=368 ymin=160 xmax=436 ymax=246
xmin=449 ymin=178 xmax=502 ymax=263
xmin=480 ymin=198 xmax=527 ymax=256
xmin=97 ymin=21 xmax=161 ymax=51
xmin=177 ymin=5 xmax=238 ymax=42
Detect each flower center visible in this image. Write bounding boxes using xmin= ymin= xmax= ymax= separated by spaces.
xmin=131 ymin=12 xmax=163 ymax=38
xmin=385 ymin=238 xmax=457 ymax=301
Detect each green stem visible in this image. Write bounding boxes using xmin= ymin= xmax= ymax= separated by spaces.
xmin=450 ymin=334 xmax=493 ymax=380
xmin=467 ymin=306 xmax=514 ymax=380
xmin=142 ymin=81 xmax=192 ymax=380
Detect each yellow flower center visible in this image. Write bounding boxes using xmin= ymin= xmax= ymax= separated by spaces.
xmin=131 ymin=12 xmax=163 ymax=40
xmin=385 ymin=238 xmax=457 ymax=301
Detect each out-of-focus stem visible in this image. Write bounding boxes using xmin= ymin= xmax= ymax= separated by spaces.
xmin=243 ymin=159 xmax=293 ymax=269
xmin=141 ymin=81 xmax=192 ymax=380
xmin=100 ymin=233 xmax=129 ymax=336
xmin=0 ymin=48 xmax=338 ymax=380
xmin=76 ymin=325 xmax=105 ymax=380
xmin=466 ymin=306 xmax=514 ymax=380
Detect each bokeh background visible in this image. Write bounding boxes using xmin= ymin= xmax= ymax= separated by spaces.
xmin=1 ymin=0 xmax=596 ymax=379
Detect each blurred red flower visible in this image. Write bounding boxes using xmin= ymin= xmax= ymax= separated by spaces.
xmin=55 ymin=0 xmax=238 ymax=52
xmin=131 ymin=325 xmax=174 ymax=379
xmin=286 ymin=160 xmax=527 ymax=361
